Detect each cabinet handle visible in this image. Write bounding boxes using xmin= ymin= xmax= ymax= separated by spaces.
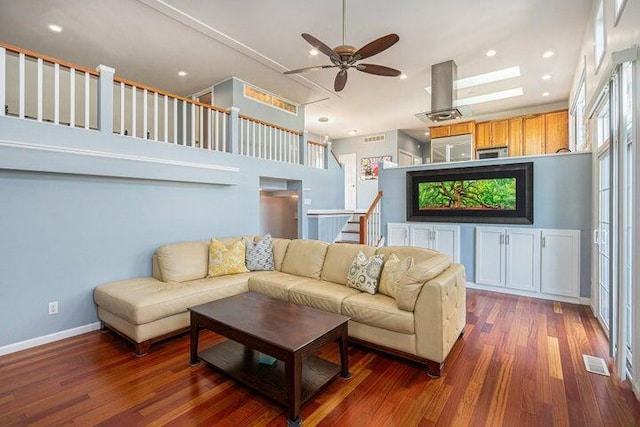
xmin=431 ymin=230 xmax=436 ymax=241
xmin=505 ymin=234 xmax=510 ymax=245
xmin=542 ymin=236 xmax=546 ymax=248
xmin=500 ymin=233 xmax=505 ymax=245
xmin=593 ymin=229 xmax=599 ymax=244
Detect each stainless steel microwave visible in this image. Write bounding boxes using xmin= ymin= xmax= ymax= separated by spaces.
xmin=476 ymin=146 xmax=509 ymax=159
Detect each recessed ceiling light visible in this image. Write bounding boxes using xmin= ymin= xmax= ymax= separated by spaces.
xmin=543 ymin=50 xmax=555 ymax=58
xmin=348 ymin=130 xmax=357 ymax=136
xmin=424 ymin=131 xmax=430 ymax=135
xmin=542 ymin=91 xmax=550 ymax=97
xmin=178 ymin=71 xmax=188 ymax=77
xmin=399 ymin=74 xmax=408 ymax=80
xmin=309 ymin=48 xmax=319 ymax=56
xmin=486 ymin=49 xmax=497 ymax=57
xmin=542 ymin=74 xmax=552 ymax=80
xmin=454 ymin=88 xmax=524 ymax=106
xmin=425 ymin=66 xmax=521 ymax=93
xmin=48 ymin=24 xmax=63 ymax=33
xmin=318 ymin=116 xmax=329 ymax=122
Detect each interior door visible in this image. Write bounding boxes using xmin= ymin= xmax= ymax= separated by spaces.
xmin=339 ymin=153 xmax=357 ymax=210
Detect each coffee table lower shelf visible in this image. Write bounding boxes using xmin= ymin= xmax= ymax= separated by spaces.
xmin=198 ymin=339 xmax=342 ymax=407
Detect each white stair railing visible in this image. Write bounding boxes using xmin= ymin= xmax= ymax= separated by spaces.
xmin=238 ymin=114 xmax=300 ymax=164
xmin=360 ymin=191 xmax=384 ymax=246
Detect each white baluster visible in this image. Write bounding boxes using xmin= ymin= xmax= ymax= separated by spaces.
xmin=53 ymin=63 xmax=60 ymax=124
xmin=164 ymin=95 xmax=168 ymax=142
xmin=18 ymin=53 xmax=25 ymax=119
xmin=173 ymin=98 xmax=178 ymax=143
xmin=37 ymin=58 xmax=43 ymax=122
xmin=131 ymin=85 xmax=136 ymax=136
xmin=181 ymin=100 xmax=186 ymax=145
xmin=190 ymin=103 xmax=196 ymax=147
xmin=214 ymin=111 xmax=220 ymax=151
xmin=207 ymin=109 xmax=212 ymax=150
xmin=69 ymin=68 xmax=75 ymax=127
xmin=221 ymin=112 xmax=227 ymax=152
xmin=142 ymin=89 xmax=148 ymax=138
xmin=119 ymin=82 xmax=125 ymax=135
xmin=252 ymin=121 xmax=256 ymax=157
xmin=199 ymin=105 xmax=204 ymax=148
xmin=84 ymin=72 xmax=90 ymax=129
xmin=153 ymin=92 xmax=158 ymax=141
xmin=0 ymin=47 xmax=5 ymax=116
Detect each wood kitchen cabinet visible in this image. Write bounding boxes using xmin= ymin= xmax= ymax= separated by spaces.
xmin=545 ymin=110 xmax=569 ymax=154
xmin=475 ymin=122 xmax=491 ymax=149
xmin=475 ymin=119 xmax=512 ymax=151
xmin=508 ymin=117 xmax=523 ymax=156
xmin=429 ymin=121 xmax=475 ymax=139
xmin=523 ymin=114 xmax=546 ymax=156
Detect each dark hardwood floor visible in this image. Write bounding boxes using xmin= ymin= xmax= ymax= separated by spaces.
xmin=1 ymin=289 xmax=639 ymax=426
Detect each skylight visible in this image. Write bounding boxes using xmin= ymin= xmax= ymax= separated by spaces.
xmin=454 ymin=88 xmax=524 ymax=106
xmin=424 ymin=66 xmax=521 ymax=93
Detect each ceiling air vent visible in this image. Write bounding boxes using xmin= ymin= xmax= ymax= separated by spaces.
xmin=364 ymin=135 xmax=385 ymax=144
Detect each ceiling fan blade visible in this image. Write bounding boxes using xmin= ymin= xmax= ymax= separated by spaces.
xmin=334 ymin=70 xmax=348 ymax=92
xmin=302 ymin=33 xmax=339 ymax=61
xmin=356 ymin=63 xmax=402 ymax=77
xmin=353 ymin=34 xmax=399 ymax=60
xmin=284 ymin=65 xmax=336 ymax=75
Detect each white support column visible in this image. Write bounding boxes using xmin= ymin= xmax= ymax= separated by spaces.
xmin=69 ymin=68 xmax=75 ymax=127
xmin=0 ymin=47 xmax=5 ymax=116
xmin=53 ymin=63 xmax=60 ymax=124
xmin=95 ymin=65 xmax=115 ymax=133
xmin=37 ymin=58 xmax=43 ymax=121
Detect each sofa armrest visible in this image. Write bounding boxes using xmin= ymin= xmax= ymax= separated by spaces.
xmin=413 ymin=263 xmax=466 ymax=363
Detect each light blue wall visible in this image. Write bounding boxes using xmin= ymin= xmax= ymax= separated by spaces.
xmin=332 ymin=130 xmax=398 ymax=209
xmin=308 ymin=215 xmax=350 ymax=242
xmin=397 ymin=131 xmax=423 ymax=161
xmin=378 ymin=153 xmax=592 ymax=297
xmin=213 ymin=77 xmax=304 ymax=131
xmin=0 ymin=117 xmax=343 ymax=347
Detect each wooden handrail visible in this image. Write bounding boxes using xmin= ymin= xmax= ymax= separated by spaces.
xmin=307 ymin=140 xmax=327 ymax=147
xmin=238 ymin=114 xmax=303 ymax=136
xmin=112 ymin=75 xmax=230 ymax=115
xmin=331 ymin=149 xmax=342 ymax=167
xmin=0 ymin=41 xmax=100 ymax=76
xmin=359 ymin=191 xmax=384 ymax=245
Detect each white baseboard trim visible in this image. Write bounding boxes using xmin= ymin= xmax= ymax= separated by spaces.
xmin=466 ymin=282 xmax=590 ymax=306
xmin=0 ymin=322 xmax=101 ymax=357
xmin=633 ymin=380 xmax=640 ymax=401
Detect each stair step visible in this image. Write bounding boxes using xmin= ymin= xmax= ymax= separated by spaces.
xmin=341 ymin=230 xmax=360 ymax=234
xmin=347 ymin=221 xmax=360 ymax=224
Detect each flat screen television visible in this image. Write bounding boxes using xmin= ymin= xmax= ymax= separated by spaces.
xmin=406 ymin=162 xmax=533 ymax=224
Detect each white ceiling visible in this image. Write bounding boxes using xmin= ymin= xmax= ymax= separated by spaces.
xmin=0 ymin=0 xmax=592 ymax=141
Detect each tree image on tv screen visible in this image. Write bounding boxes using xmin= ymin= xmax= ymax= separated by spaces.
xmin=418 ymin=178 xmax=516 ymax=210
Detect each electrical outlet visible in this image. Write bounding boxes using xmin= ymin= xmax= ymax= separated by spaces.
xmin=48 ymin=301 xmax=58 ymax=315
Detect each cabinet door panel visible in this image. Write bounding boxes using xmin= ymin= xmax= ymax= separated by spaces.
xmin=540 ymin=229 xmax=580 ymax=297
xmin=450 ymin=121 xmax=474 ymax=136
xmin=475 ymin=227 xmax=505 ymax=287
xmin=508 ymin=118 xmax=523 ymax=157
xmin=475 ymin=122 xmax=491 ymax=150
xmin=505 ymin=229 xmax=540 ymax=291
xmin=430 ymin=126 xmax=450 ymax=138
xmin=410 ymin=225 xmax=432 ymax=249
xmin=433 ymin=225 xmax=460 ymax=263
xmin=523 ymin=115 xmax=545 ymax=156
xmin=545 ymin=110 xmax=569 ymax=154
xmin=387 ymin=223 xmax=410 ymax=246
xmin=491 ymin=120 xmax=509 ymax=147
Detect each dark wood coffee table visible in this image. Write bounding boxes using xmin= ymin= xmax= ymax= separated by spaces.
xmin=189 ymin=292 xmax=351 ymax=426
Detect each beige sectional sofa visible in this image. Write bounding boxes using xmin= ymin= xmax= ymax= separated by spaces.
xmin=94 ymin=238 xmax=466 ymax=377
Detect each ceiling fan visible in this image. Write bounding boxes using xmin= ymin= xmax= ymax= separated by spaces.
xmin=283 ymin=0 xmax=402 ymax=92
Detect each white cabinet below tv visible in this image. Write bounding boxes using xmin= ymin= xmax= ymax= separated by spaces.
xmin=387 ymin=223 xmax=460 ymax=263
xmin=474 ymin=226 xmax=580 ymax=299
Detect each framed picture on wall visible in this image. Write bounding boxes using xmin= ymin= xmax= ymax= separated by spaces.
xmin=360 ymin=156 xmax=392 ymax=180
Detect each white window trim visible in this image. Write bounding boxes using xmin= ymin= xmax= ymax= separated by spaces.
xmin=614 ymin=0 xmax=628 ymax=26
xmin=594 ymin=0 xmax=606 ymax=73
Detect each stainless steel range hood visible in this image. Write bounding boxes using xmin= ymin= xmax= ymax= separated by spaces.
xmin=415 ymin=60 xmax=471 ymax=124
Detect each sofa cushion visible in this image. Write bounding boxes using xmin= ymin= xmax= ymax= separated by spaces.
xmin=378 ymin=254 xmax=415 ymax=298
xmin=271 ymin=238 xmax=291 ymax=271
xmin=94 ymin=273 xmax=262 ymax=324
xmin=289 ymin=280 xmax=361 ymax=314
xmin=280 ymin=239 xmax=329 ymax=279
xmin=208 ymin=238 xmax=249 ymax=277
xmin=157 ymin=241 xmax=209 ymax=282
xmin=321 ymin=243 xmax=376 ymax=285
xmin=376 ymin=246 xmax=440 ymax=265
xmin=396 ymin=254 xmax=452 ymax=311
xmin=346 ymin=252 xmax=385 ymax=295
xmin=342 ymin=293 xmax=415 ymax=334
xmin=245 ymin=234 xmax=275 ymax=271
xmin=248 ymin=271 xmax=310 ymax=301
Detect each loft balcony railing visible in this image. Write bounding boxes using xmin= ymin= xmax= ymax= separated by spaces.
xmin=0 ymin=42 xmax=328 ymax=169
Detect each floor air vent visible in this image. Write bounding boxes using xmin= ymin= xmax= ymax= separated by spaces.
xmin=583 ymin=354 xmax=610 ymax=376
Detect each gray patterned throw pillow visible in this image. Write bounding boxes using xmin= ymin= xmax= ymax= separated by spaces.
xmin=346 ymin=251 xmax=385 ymax=294
xmin=245 ymin=234 xmax=275 ymax=271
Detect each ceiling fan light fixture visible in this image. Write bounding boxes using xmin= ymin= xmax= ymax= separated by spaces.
xmin=348 ymin=129 xmax=357 ymax=136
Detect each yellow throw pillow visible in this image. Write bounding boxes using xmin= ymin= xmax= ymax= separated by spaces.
xmin=207 ymin=238 xmax=249 ymax=277
xmin=378 ymin=254 xmax=415 ymax=298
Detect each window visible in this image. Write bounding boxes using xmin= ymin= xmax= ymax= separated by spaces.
xmin=243 ymin=84 xmax=298 ymax=115
xmin=571 ymin=71 xmax=587 ymax=151
xmin=594 ymin=1 xmax=606 ymax=71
